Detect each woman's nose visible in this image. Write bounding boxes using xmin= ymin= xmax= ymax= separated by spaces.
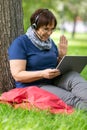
xmin=47 ymin=30 xmax=53 ymax=35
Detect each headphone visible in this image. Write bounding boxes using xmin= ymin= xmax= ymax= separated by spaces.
xmin=32 ymin=9 xmax=48 ymax=29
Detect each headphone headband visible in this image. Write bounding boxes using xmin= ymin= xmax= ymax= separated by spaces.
xmin=35 ymin=9 xmax=48 ymax=24
xmin=32 ymin=9 xmax=48 ymax=29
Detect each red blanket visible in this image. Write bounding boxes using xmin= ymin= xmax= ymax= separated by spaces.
xmin=0 ymin=86 xmax=74 ymax=114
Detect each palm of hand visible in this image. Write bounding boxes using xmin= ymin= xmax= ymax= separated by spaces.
xmin=58 ymin=35 xmax=68 ymax=57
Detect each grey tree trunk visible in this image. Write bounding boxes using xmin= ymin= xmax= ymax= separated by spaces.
xmin=0 ymin=0 xmax=24 ymax=92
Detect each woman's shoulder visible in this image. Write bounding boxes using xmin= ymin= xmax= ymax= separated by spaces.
xmin=8 ymin=35 xmax=30 ymax=59
xmin=13 ymin=34 xmax=29 ymax=43
xmin=10 ymin=34 xmax=32 ymax=47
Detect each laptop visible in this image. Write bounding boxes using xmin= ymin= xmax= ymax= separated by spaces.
xmin=56 ymin=55 xmax=87 ymax=74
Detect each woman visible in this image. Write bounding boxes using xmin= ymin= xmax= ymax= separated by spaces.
xmin=8 ymin=8 xmax=87 ymax=110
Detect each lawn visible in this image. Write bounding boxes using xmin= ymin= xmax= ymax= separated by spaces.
xmin=0 ymin=104 xmax=87 ymax=130
xmin=0 ymin=31 xmax=87 ymax=130
xmin=0 ymin=103 xmax=87 ymax=130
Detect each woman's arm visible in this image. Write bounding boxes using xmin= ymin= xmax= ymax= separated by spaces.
xmin=9 ymin=60 xmax=60 ymax=83
xmin=9 ymin=60 xmax=44 ymax=82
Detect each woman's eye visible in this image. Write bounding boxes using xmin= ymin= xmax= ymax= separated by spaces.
xmin=44 ymin=28 xmax=48 ymax=31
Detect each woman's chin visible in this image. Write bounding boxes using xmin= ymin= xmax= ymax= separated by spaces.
xmin=41 ymin=37 xmax=48 ymax=41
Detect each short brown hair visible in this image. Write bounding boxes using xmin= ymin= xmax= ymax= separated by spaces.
xmin=30 ymin=8 xmax=57 ymax=29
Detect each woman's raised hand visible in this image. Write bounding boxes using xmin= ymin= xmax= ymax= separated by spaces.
xmin=58 ymin=35 xmax=68 ymax=58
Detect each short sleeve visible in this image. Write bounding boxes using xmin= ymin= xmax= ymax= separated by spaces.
xmin=8 ymin=36 xmax=27 ymax=60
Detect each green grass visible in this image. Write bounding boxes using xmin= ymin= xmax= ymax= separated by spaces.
xmin=0 ymin=104 xmax=87 ymax=130
xmin=0 ymin=32 xmax=87 ymax=130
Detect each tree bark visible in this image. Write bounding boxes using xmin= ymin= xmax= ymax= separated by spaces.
xmin=0 ymin=0 xmax=24 ymax=92
xmin=72 ymin=14 xmax=78 ymax=38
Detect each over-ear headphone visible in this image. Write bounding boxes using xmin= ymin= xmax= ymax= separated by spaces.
xmin=32 ymin=9 xmax=48 ymax=29
xmin=32 ymin=23 xmax=37 ymax=29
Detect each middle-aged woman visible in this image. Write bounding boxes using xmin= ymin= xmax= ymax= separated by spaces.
xmin=8 ymin=8 xmax=87 ymax=110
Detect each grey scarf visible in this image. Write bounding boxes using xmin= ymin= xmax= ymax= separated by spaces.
xmin=26 ymin=27 xmax=52 ymax=50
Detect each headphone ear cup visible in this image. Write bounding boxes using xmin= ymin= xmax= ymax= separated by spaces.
xmin=32 ymin=23 xmax=37 ymax=29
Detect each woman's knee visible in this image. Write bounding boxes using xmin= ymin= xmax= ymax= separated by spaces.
xmin=53 ymin=71 xmax=86 ymax=91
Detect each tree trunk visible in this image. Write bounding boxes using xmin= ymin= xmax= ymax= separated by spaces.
xmin=72 ymin=14 xmax=78 ymax=38
xmin=0 ymin=0 xmax=24 ymax=92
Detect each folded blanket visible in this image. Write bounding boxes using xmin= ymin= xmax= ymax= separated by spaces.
xmin=0 ymin=86 xmax=74 ymax=114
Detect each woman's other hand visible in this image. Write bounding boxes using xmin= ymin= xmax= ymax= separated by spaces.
xmin=42 ymin=68 xmax=61 ymax=79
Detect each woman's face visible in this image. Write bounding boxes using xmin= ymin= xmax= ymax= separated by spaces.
xmin=36 ymin=21 xmax=55 ymax=41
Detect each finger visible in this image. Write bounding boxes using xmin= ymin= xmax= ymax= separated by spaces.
xmin=60 ymin=35 xmax=67 ymax=43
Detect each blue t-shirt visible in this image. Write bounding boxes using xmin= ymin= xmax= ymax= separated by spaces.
xmin=8 ymin=35 xmax=59 ymax=88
